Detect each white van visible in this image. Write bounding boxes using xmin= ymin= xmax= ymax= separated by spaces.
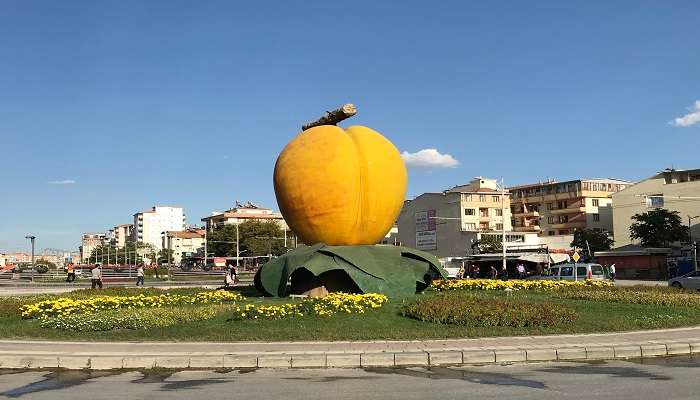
xmin=546 ymin=263 xmax=606 ymax=281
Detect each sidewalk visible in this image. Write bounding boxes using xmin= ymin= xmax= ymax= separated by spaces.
xmin=1 ymin=326 xmax=699 ymax=370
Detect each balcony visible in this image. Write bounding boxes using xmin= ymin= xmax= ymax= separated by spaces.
xmin=513 ymin=211 xmax=540 ymax=218
xmin=549 ymin=206 xmax=586 ymax=215
xmin=513 ymin=225 xmax=541 ymax=232
xmin=550 ymin=221 xmax=586 ymax=230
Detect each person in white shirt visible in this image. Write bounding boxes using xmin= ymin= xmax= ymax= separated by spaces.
xmin=516 ymin=263 xmax=526 ymax=279
xmin=91 ymin=264 xmax=103 ymax=289
xmin=609 ymin=264 xmax=616 ymax=282
xmin=136 ymin=264 xmax=145 ymax=287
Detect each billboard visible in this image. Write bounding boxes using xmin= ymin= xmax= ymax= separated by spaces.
xmin=415 ymin=210 xmax=437 ymax=250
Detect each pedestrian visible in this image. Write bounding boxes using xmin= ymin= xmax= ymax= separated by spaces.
xmin=91 ymin=263 xmax=103 ymax=290
xmin=224 ymin=264 xmax=236 ymax=289
xmin=458 ymin=264 xmax=465 ymax=280
xmin=609 ymin=263 xmax=616 ymax=282
xmin=490 ymin=265 xmax=498 ymax=279
xmin=66 ymin=262 xmax=76 ymax=283
xmin=585 ymin=264 xmax=593 ymax=280
xmin=136 ymin=263 xmax=145 ymax=287
xmin=501 ymin=264 xmax=508 ymax=280
xmin=516 ymin=263 xmax=526 ymax=279
xmin=472 ymin=264 xmax=480 ymax=279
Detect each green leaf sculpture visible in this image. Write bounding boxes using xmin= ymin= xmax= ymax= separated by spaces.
xmin=254 ymin=244 xmax=448 ymax=298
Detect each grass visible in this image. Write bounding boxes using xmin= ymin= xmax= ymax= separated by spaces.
xmin=1 ymin=286 xmax=699 ymax=342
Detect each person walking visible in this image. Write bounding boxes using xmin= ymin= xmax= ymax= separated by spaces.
xmin=609 ymin=263 xmax=616 ymax=282
xmin=91 ymin=263 xmax=103 ymax=289
xmin=66 ymin=263 xmax=75 ymax=283
xmin=490 ymin=265 xmax=498 ymax=279
xmin=516 ymin=263 xmax=526 ymax=279
xmin=136 ymin=264 xmax=145 ymax=287
xmin=472 ymin=264 xmax=480 ymax=279
xmin=501 ymin=264 xmax=508 ymax=280
xmin=458 ymin=264 xmax=465 ymax=280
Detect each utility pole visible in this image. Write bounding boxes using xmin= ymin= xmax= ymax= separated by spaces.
xmin=25 ymin=235 xmax=35 ymax=283
xmin=501 ymin=179 xmax=507 ymax=273
xmin=236 ymin=223 xmax=240 ymax=268
xmin=204 ymin=224 xmax=208 ymax=270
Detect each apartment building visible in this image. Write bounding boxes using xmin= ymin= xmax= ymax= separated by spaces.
xmin=509 ymin=178 xmax=632 ymax=237
xmin=397 ymin=177 xmax=512 ymax=257
xmin=80 ymin=233 xmax=106 ymax=263
xmin=201 ymin=201 xmax=288 ymax=231
xmin=162 ymin=230 xmax=205 ymax=264
xmin=133 ymin=206 xmax=186 ymax=250
xmin=612 ymin=168 xmax=700 ymax=247
xmin=112 ymin=224 xmax=133 ymax=248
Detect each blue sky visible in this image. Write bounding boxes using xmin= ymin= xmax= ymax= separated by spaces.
xmin=1 ymin=1 xmax=699 ymax=251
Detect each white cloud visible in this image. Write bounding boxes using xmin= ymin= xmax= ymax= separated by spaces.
xmin=401 ymin=149 xmax=459 ymax=169
xmin=670 ymin=100 xmax=700 ymax=127
xmin=48 ymin=179 xmax=76 ymax=185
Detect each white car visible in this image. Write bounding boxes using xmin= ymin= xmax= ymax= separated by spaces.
xmin=668 ymin=270 xmax=700 ymax=290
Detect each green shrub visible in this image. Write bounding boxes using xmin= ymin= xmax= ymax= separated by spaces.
xmin=551 ymin=287 xmax=700 ymax=307
xmin=39 ymin=305 xmax=231 ymax=332
xmin=402 ymin=293 xmax=577 ymax=327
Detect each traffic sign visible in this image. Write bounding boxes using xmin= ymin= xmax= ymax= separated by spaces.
xmin=572 ymin=251 xmax=581 ymax=263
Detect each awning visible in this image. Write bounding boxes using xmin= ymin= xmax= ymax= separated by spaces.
xmin=517 ymin=253 xmax=570 ymax=264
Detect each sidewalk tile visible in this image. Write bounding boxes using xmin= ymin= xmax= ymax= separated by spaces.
xmin=665 ymin=343 xmax=690 ymax=356
xmin=585 ymin=346 xmax=614 ymax=360
xmin=640 ymin=344 xmax=667 ymax=358
xmin=428 ymin=351 xmax=463 ymax=366
xmin=257 ymin=354 xmax=291 ymax=368
xmin=613 ymin=345 xmax=642 ymax=359
xmin=189 ymin=356 xmax=224 ymax=369
xmin=463 ymin=350 xmax=496 ymax=364
xmin=526 ymin=348 xmax=557 ymax=362
xmin=154 ymin=356 xmax=189 ymax=369
xmin=361 ymin=352 xmax=395 ymax=367
xmin=58 ymin=356 xmax=90 ymax=369
xmin=223 ymin=354 xmax=257 ymax=369
xmin=326 ymin=353 xmax=361 ymax=368
xmin=495 ymin=350 xmax=526 ymax=363
xmin=394 ymin=352 xmax=429 ymax=367
xmin=123 ymin=356 xmax=157 ymax=369
xmin=557 ymin=347 xmax=587 ymax=360
xmin=89 ymin=357 xmax=124 ymax=370
xmin=291 ymin=354 xmax=326 ymax=368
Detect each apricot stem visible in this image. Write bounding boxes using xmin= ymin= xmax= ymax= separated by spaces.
xmin=301 ymin=104 xmax=357 ymax=131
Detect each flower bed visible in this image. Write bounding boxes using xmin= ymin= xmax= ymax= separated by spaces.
xmin=402 ymin=293 xmax=577 ymax=327
xmin=21 ymin=290 xmax=244 ymax=320
xmin=39 ymin=305 xmax=233 ymax=332
xmin=551 ymin=286 xmax=700 ymax=307
xmin=230 ymin=293 xmax=388 ymax=320
xmin=431 ymin=279 xmax=613 ymax=292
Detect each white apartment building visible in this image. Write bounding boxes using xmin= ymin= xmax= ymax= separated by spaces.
xmin=133 ymin=206 xmax=186 ymax=250
xmin=162 ymin=230 xmax=205 ymax=264
xmin=112 ymin=224 xmax=133 ymax=248
xmin=201 ymin=201 xmax=288 ymax=231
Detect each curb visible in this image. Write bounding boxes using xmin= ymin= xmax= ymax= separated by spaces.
xmin=2 ymin=341 xmax=699 ymax=370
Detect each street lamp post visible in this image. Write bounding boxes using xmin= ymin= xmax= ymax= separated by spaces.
xmin=24 ymin=235 xmax=35 ymax=283
xmin=689 ymin=216 xmax=699 ymax=272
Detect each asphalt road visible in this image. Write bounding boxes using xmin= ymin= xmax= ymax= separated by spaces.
xmin=0 ymin=357 xmax=697 ymax=400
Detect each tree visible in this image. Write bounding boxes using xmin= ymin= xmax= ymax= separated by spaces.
xmin=207 ymin=220 xmax=287 ymax=257
xmin=571 ymin=229 xmax=614 ymax=261
xmin=629 ymin=209 xmax=689 ymax=247
xmin=158 ymin=248 xmax=174 ymax=265
xmin=472 ymin=235 xmax=502 ymax=254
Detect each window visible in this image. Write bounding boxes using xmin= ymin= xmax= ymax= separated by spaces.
xmin=592 ymin=199 xmax=599 ymax=207
xmin=646 ymin=195 xmax=664 ymax=208
xmin=464 ymin=194 xmax=472 ymax=201
xmin=560 ymin=267 xmax=573 ymax=277
xmin=576 ymin=267 xmax=587 ymax=277
xmin=479 ymin=195 xmax=486 ymax=202
xmin=495 ymin=223 xmax=503 ymax=230
xmin=463 ymin=223 xmax=476 ymax=231
xmin=558 ymin=201 xmax=567 ymax=209
xmin=547 ymin=216 xmax=555 ymax=224
xmin=548 ymin=231 xmax=556 ymax=236
xmin=546 ymin=203 xmax=554 ymax=210
xmin=495 ymin=209 xmax=503 ymax=216
xmin=464 ymin=208 xmax=475 ymax=216
xmin=492 ymin=195 xmax=500 ymax=202
xmin=559 ymin=215 xmax=569 ymax=223
xmin=479 ymin=208 xmax=489 ymax=217
xmin=479 ymin=222 xmax=489 ymax=230
xmin=593 ymin=213 xmax=600 ymax=222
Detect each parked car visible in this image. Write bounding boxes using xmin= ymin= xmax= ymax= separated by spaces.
xmin=668 ymin=270 xmax=700 ymax=290
xmin=528 ymin=263 xmax=606 ymax=282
